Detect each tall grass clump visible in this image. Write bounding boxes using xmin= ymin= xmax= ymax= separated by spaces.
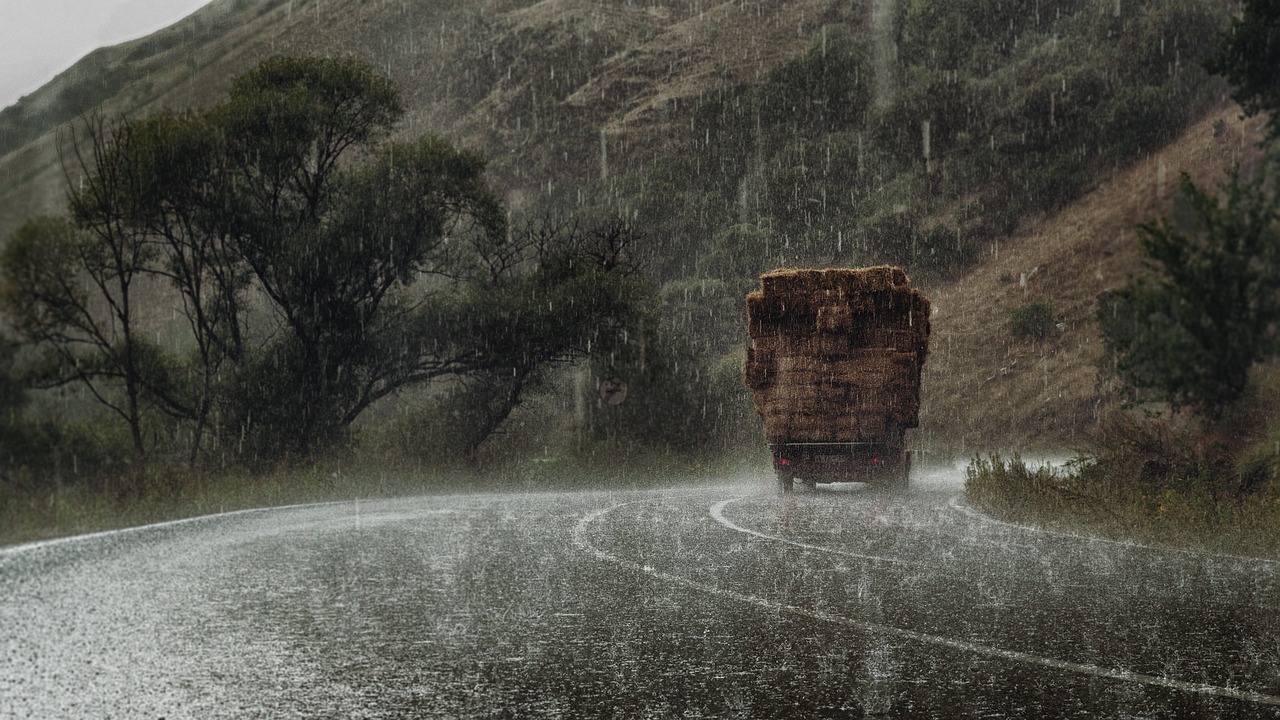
xmin=965 ymin=454 xmax=1078 ymax=523
xmin=966 ymin=410 xmax=1280 ymax=557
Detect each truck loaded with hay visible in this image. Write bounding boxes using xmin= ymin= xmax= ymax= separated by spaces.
xmin=744 ymin=267 xmax=931 ymax=492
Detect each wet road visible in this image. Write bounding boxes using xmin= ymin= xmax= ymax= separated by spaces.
xmin=2 ymin=466 xmax=1279 ymax=718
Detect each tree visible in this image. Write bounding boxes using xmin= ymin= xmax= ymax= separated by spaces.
xmin=1098 ymin=164 xmax=1280 ymax=419
xmin=64 ymin=110 xmax=245 ymax=468
xmin=1206 ymin=0 xmax=1280 ymax=142
xmin=0 ymin=334 xmax=31 ymax=481
xmin=218 ymin=136 xmax=506 ymax=458
xmin=0 ymin=213 xmax=156 ymax=464
xmin=2 ymin=56 xmax=645 ymax=467
xmin=435 ymin=216 xmax=647 ymax=461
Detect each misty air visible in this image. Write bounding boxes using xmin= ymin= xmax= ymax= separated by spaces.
xmin=1 ymin=0 xmax=1278 ymax=717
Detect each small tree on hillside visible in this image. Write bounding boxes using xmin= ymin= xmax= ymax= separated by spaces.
xmin=1206 ymin=0 xmax=1280 ymax=142
xmin=1098 ymin=163 xmax=1280 ymax=419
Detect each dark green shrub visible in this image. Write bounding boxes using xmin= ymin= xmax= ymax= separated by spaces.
xmin=1098 ymin=165 xmax=1280 ymax=419
xmin=1008 ymin=300 xmax=1056 ymax=341
xmin=757 ymin=24 xmax=873 ymax=133
xmin=1208 ymin=0 xmax=1280 ymax=141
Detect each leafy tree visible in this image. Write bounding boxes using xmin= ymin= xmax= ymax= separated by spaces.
xmin=1206 ymin=0 xmax=1280 ymax=142
xmin=2 ymin=56 xmax=645 ymax=467
xmin=0 ymin=333 xmax=117 ymax=490
xmin=212 ymin=61 xmax=644 ymax=461
xmin=582 ymin=276 xmax=748 ymax=452
xmin=1098 ymin=164 xmax=1280 ymax=419
xmin=0 ymin=213 xmax=155 ymax=464
xmin=65 ymin=110 xmax=245 ymax=467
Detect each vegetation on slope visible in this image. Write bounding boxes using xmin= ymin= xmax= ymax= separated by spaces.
xmin=966 ymin=0 xmax=1280 ymax=554
xmin=0 ymin=0 xmax=1272 ymax=547
xmin=1 ymin=57 xmax=647 ymax=476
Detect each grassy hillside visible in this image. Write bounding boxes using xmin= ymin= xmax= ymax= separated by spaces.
xmin=920 ymin=103 xmax=1267 ymax=455
xmin=0 ymin=0 xmax=845 ymax=243
xmin=0 ymin=0 xmax=1247 ymax=463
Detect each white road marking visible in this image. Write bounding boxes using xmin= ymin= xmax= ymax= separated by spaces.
xmin=575 ymin=500 xmax=1280 ymax=707
xmin=0 ymin=501 xmax=346 ymax=556
xmin=708 ymin=498 xmax=928 ymax=567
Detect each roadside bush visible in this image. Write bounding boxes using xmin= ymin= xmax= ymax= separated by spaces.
xmin=1098 ymin=165 xmax=1280 ymax=419
xmin=0 ymin=411 xmax=126 ymax=494
xmin=1008 ymin=300 xmax=1056 ymax=341
xmin=1074 ymin=409 xmax=1205 ymax=493
xmin=965 ymin=453 xmax=1074 ymax=521
xmin=967 ymin=408 xmax=1280 ymax=554
xmin=583 ymin=280 xmax=749 ymax=454
xmin=1234 ymin=440 xmax=1280 ymax=496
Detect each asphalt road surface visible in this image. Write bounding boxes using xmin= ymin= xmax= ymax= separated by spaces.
xmin=3 ymin=465 xmax=1279 ymax=718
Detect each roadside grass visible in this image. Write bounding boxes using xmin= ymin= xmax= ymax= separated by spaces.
xmin=489 ymin=441 xmax=768 ymax=492
xmin=0 ymin=463 xmax=464 ymax=548
xmin=0 ymin=443 xmax=760 ymax=548
xmin=965 ymin=453 xmax=1280 ymax=559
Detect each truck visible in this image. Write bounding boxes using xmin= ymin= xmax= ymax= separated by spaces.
xmin=743 ymin=266 xmax=931 ymax=492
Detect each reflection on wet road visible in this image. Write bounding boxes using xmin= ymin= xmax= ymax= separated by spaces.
xmin=2 ymin=465 xmax=1278 ymax=717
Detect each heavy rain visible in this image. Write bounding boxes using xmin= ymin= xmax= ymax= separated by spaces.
xmin=1 ymin=0 xmax=1279 ymax=717
xmin=4 ymin=470 xmax=1279 ymax=716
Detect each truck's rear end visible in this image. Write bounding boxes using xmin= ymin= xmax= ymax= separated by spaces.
xmin=743 ymin=266 xmax=930 ymax=492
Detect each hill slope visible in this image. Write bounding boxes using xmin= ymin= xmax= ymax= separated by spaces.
xmin=0 ymin=0 xmax=1251 ymax=456
xmin=0 ymin=0 xmax=854 ymax=243
xmin=919 ymin=103 xmax=1265 ymax=454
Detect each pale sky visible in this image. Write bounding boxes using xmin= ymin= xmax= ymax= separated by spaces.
xmin=0 ymin=0 xmax=211 ymax=110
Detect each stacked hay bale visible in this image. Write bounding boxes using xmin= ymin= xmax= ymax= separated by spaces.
xmin=744 ymin=266 xmax=931 ymax=445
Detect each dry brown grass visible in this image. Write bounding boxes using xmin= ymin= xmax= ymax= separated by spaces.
xmin=965 ymin=450 xmax=1280 ymax=559
xmin=917 ymin=103 xmax=1270 ymax=456
xmin=0 ymin=0 xmax=865 ymax=243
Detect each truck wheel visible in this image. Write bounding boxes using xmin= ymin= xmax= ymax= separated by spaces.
xmin=776 ymin=471 xmax=794 ymax=493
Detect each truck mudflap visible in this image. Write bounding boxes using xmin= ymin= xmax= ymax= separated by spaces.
xmin=770 ymin=442 xmax=910 ymax=493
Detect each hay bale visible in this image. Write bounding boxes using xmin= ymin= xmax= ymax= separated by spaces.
xmin=747 ymin=270 xmax=931 ymax=362
xmin=745 ymin=265 xmax=931 ymax=444
xmin=743 ymin=347 xmax=773 ymax=390
xmin=759 ymin=266 xmax=908 ymax=296
xmin=816 ymin=304 xmax=855 ymax=334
